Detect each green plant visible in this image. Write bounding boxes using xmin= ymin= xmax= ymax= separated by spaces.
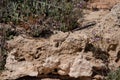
xmin=0 ymin=0 xmax=41 ymax=24
xmin=107 ymin=68 xmax=120 ymax=80
xmin=47 ymin=0 xmax=84 ymax=31
xmin=0 ymin=0 xmax=85 ymax=32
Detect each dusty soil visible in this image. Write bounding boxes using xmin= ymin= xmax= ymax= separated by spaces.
xmin=0 ymin=1 xmax=120 ymax=80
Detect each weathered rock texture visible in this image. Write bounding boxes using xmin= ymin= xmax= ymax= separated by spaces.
xmin=0 ymin=3 xmax=120 ymax=80
xmin=87 ymin=0 xmax=120 ymax=10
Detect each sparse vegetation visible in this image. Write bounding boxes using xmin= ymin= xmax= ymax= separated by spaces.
xmin=0 ymin=0 xmax=85 ymax=32
xmin=107 ymin=68 xmax=120 ymax=80
xmin=0 ymin=25 xmax=7 ymax=70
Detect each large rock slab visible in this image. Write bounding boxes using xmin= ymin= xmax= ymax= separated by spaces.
xmin=0 ymin=3 xmax=120 ymax=80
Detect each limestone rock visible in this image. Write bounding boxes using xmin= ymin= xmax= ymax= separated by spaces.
xmin=69 ymin=53 xmax=92 ymax=78
xmin=91 ymin=59 xmax=105 ymax=70
xmin=93 ymin=75 xmax=104 ymax=80
xmin=0 ymin=3 xmax=120 ymax=80
xmin=41 ymin=78 xmax=60 ymax=80
xmin=87 ymin=0 xmax=120 ymax=10
xmin=43 ymin=56 xmax=60 ymax=74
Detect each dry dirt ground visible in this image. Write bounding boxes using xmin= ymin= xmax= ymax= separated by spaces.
xmin=0 ymin=1 xmax=120 ymax=80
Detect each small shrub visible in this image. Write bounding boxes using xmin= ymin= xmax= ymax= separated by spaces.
xmin=28 ymin=24 xmax=53 ymax=38
xmin=107 ymin=68 xmax=120 ymax=80
xmin=0 ymin=0 xmax=85 ymax=32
